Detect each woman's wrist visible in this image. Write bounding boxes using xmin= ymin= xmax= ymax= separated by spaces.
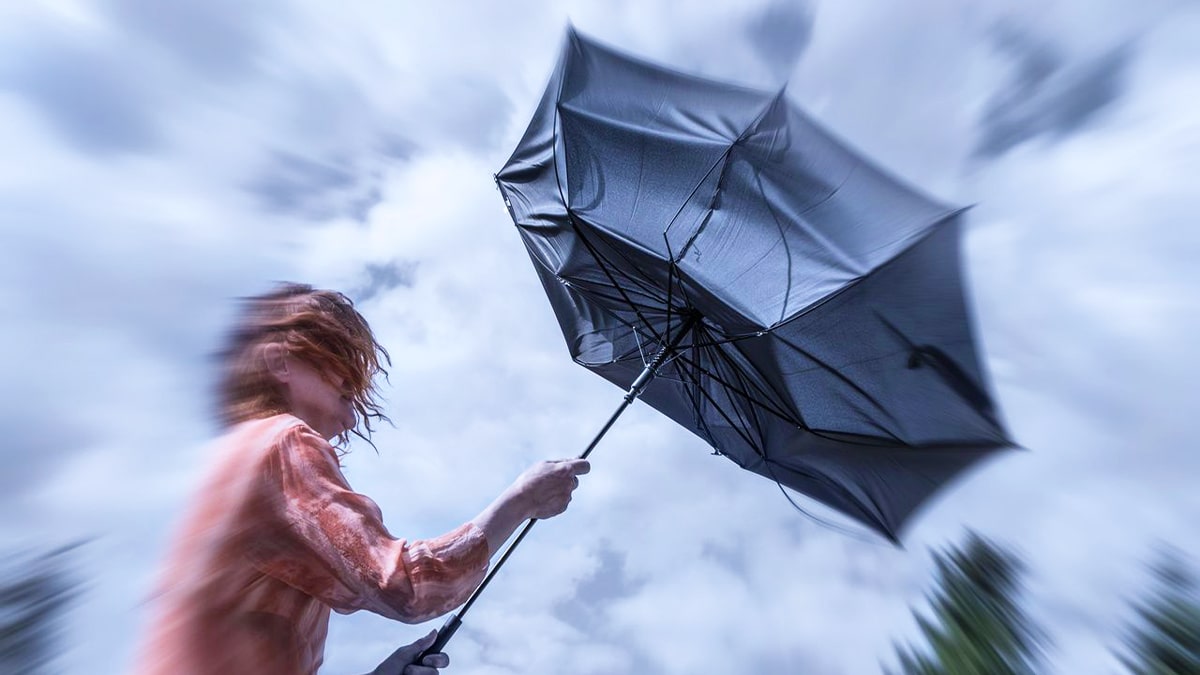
xmin=472 ymin=488 xmax=533 ymax=554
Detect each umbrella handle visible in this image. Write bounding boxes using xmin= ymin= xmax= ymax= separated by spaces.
xmin=418 ymin=614 xmax=462 ymax=662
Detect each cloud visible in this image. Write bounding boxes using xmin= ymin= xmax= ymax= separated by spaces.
xmin=353 ymin=260 xmax=418 ymax=302
xmin=1 ymin=37 xmax=164 ymax=155
xmin=974 ymin=22 xmax=1135 ymax=159
xmin=243 ymin=150 xmax=376 ymax=221
xmin=0 ymin=0 xmax=280 ymax=157
xmin=744 ymin=0 xmax=814 ymax=84
xmin=552 ymin=540 xmax=644 ymax=633
xmin=100 ymin=0 xmax=274 ymax=81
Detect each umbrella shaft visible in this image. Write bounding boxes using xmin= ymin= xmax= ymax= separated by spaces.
xmin=421 ymin=314 xmax=698 ymax=660
xmin=591 ymin=313 xmax=698 ymax=458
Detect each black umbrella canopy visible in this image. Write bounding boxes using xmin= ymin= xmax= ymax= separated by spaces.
xmin=495 ymin=28 xmax=1012 ymax=542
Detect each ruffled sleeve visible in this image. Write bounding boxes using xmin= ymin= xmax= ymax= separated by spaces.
xmin=242 ymin=422 xmax=490 ymax=623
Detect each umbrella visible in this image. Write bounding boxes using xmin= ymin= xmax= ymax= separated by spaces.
xmin=423 ymin=27 xmax=1012 ymax=657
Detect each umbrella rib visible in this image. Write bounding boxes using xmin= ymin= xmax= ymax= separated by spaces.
xmin=569 ymin=285 xmax=666 ymax=316
xmin=567 ymin=241 xmax=668 ymax=309
xmin=709 ymin=336 xmax=807 ymax=429
xmin=681 ymin=352 xmax=912 ymax=537
xmin=669 ymin=352 xmax=766 ymax=458
xmin=568 ymin=211 xmax=691 ymax=311
xmin=766 ymin=332 xmax=908 ymax=441
xmin=671 ymin=348 xmax=798 ymax=428
xmin=551 ymin=68 xmax=671 ymax=347
xmin=680 ymin=338 xmax=909 ymax=446
xmin=675 ymin=324 xmax=763 ymax=452
xmin=583 ymin=233 xmax=672 ymax=302
xmin=763 ymin=454 xmax=888 ymax=538
xmin=672 ymin=354 xmax=795 ymax=428
xmin=567 ymin=214 xmax=665 ymax=344
xmin=677 ymin=354 xmax=728 ymax=457
xmin=566 ymin=217 xmax=913 ymax=446
xmin=686 ymin=322 xmax=800 ymax=424
xmin=761 ymin=460 xmax=889 ymax=543
xmin=703 ymin=339 xmax=787 ymax=442
xmin=703 ymin=351 xmax=764 ymax=453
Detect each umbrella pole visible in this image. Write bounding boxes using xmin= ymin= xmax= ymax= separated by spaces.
xmin=420 ymin=314 xmax=699 ymax=659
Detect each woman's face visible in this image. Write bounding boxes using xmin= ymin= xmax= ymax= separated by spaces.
xmin=279 ymin=355 xmax=356 ymax=441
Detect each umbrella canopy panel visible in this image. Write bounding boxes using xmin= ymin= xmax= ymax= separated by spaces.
xmin=497 ymin=28 xmax=1012 ymax=541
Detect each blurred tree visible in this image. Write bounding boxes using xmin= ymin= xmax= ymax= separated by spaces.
xmin=889 ymin=532 xmax=1044 ymax=675
xmin=1118 ymin=549 xmax=1200 ymax=675
xmin=0 ymin=545 xmax=80 ymax=675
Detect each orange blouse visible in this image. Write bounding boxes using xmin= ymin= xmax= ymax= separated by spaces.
xmin=134 ymin=414 xmax=490 ymax=675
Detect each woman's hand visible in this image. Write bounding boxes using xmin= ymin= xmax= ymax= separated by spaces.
xmin=509 ymin=458 xmax=591 ymax=519
xmin=472 ymin=458 xmax=590 ymax=554
xmin=368 ymin=630 xmax=448 ymax=675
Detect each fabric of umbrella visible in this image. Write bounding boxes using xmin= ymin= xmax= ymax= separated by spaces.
xmin=422 ymin=26 xmax=1013 ymax=658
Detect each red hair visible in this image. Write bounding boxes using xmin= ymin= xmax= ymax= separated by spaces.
xmin=217 ymin=283 xmax=390 ymax=446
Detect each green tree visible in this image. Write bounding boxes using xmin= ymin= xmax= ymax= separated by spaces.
xmin=889 ymin=532 xmax=1044 ymax=675
xmin=0 ymin=545 xmax=80 ymax=675
xmin=1118 ymin=549 xmax=1200 ymax=675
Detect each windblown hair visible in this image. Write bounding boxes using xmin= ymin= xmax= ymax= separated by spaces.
xmin=217 ymin=283 xmax=391 ymax=446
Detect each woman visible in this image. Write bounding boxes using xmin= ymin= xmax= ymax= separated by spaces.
xmin=135 ymin=284 xmax=588 ymax=674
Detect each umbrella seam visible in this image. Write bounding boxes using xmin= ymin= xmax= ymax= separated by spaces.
xmin=671 ymin=90 xmax=786 ymax=265
xmin=767 ymin=209 xmax=967 ymax=331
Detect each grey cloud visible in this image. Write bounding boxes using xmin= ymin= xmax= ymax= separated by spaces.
xmin=3 ymin=41 xmax=162 ymax=155
xmin=101 ymin=0 xmax=273 ymax=81
xmin=744 ymin=0 xmax=814 ymax=84
xmin=975 ymin=24 xmax=1135 ymax=159
xmin=700 ymin=539 xmax=750 ymax=577
xmin=0 ymin=0 xmax=278 ymax=157
xmin=989 ymin=21 xmax=1063 ymax=89
xmin=377 ymin=134 xmax=417 ymax=163
xmin=347 ymin=185 xmax=384 ymax=223
xmin=244 ymin=151 xmax=374 ymax=221
xmin=572 ymin=544 xmax=645 ymax=603
xmin=354 ymin=261 xmax=418 ymax=303
xmin=553 ymin=542 xmax=644 ymax=633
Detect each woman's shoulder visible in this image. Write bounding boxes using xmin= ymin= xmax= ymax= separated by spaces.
xmin=213 ymin=414 xmax=320 ymax=463
xmin=233 ymin=414 xmax=340 ymax=466
xmin=230 ymin=413 xmax=317 ymax=439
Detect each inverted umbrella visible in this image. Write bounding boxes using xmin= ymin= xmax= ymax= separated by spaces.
xmin=424 ymin=27 xmax=1012 ymax=657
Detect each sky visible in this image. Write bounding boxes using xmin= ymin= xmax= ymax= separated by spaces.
xmin=0 ymin=0 xmax=1197 ymax=673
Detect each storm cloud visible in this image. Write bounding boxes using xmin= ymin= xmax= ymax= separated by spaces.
xmin=975 ymin=22 xmax=1135 ymax=159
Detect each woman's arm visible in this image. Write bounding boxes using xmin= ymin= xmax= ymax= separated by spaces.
xmin=471 ymin=458 xmax=590 ymax=554
xmin=245 ymin=423 xmax=588 ymax=622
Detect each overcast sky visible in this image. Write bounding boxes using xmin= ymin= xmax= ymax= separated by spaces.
xmin=1 ymin=0 xmax=1197 ymax=673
